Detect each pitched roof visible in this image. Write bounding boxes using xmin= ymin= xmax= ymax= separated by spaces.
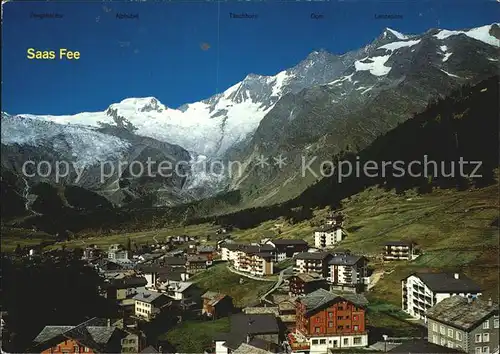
xmin=141 ymin=345 xmax=160 ymax=353
xmin=328 ymin=254 xmax=365 ymax=266
xmin=187 ymin=254 xmax=208 ymax=262
xmin=162 ymin=257 xmax=187 ymax=266
xmin=133 ymin=291 xmax=169 ymax=305
xmin=269 ymin=239 xmax=308 ymax=245
xmin=426 ymin=296 xmax=499 ymax=331
xmin=293 ymin=272 xmax=325 ymax=283
xmin=406 ymin=272 xmax=482 ymax=293
xmin=202 ymin=291 xmax=228 ymax=306
xmin=388 ymin=339 xmax=462 ymax=353
xmin=197 ymin=246 xmax=215 ymax=253
xmin=295 ymin=251 xmax=332 ymax=260
xmin=32 ymin=318 xmax=126 ymax=352
xmin=230 ymin=313 xmax=279 ymax=335
xmin=299 ymin=288 xmax=368 ymax=316
xmin=385 ymin=241 xmax=414 ymax=246
xmin=102 ymin=276 xmax=147 ymax=289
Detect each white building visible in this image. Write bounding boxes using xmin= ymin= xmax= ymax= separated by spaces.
xmin=401 ymin=272 xmax=482 ymax=322
xmin=314 ymin=227 xmax=346 ymax=249
xmin=133 ymin=291 xmax=170 ymax=321
xmin=108 ymin=244 xmax=130 ymax=261
xmin=327 ymin=254 xmax=368 ymax=291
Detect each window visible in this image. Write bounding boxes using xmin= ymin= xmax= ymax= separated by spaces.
xmin=84 ymin=348 xmax=90 ymax=353
xmin=476 ymin=348 xmax=483 ymax=354
xmin=482 ymin=347 xmax=490 ymax=353
xmin=456 ymin=331 xmax=462 ymax=341
xmin=354 ymin=337 xmax=362 ymax=345
xmin=354 ymin=325 xmax=359 ymax=331
xmin=483 ymin=320 xmax=490 ymax=329
xmin=315 ymin=327 xmax=320 ymax=333
xmin=447 ymin=342 xmax=454 ymax=348
xmin=73 ymin=346 xmax=79 ymax=353
xmin=432 ymin=335 xmax=438 ymax=344
xmin=337 ymin=316 xmax=343 ymax=320
xmin=319 ymin=339 xmax=326 ymax=345
xmin=312 ymin=340 xmax=318 ymax=345
xmin=328 ymin=312 xmax=333 ymax=318
xmin=432 ymin=323 xmax=437 ymax=332
xmin=440 ymin=326 xmax=446 ymax=335
xmin=316 ymin=317 xmax=320 ymax=322
xmin=328 ymin=322 xmax=333 ymax=328
xmin=483 ymin=333 xmax=489 ymax=342
xmin=448 ymin=329 xmax=454 ymax=337
xmin=343 ymin=338 xmax=348 ymax=345
xmin=441 ymin=338 xmax=446 ymax=346
xmin=494 ymin=319 xmax=499 ymax=328
xmin=476 ymin=334 xmax=482 ymax=343
xmin=353 ymin=315 xmax=358 ymax=321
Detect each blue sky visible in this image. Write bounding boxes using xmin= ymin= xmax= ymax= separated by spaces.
xmin=2 ymin=0 xmax=498 ymax=115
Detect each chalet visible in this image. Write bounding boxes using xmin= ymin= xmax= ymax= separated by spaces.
xmin=294 ymin=252 xmax=333 ymax=278
xmin=214 ymin=314 xmax=281 ymax=354
xmin=202 ymin=291 xmax=233 ymax=318
xmin=186 ymin=254 xmax=209 ymax=274
xmin=314 ymin=226 xmax=346 ymax=249
xmin=133 ymin=291 xmax=170 ymax=321
xmin=265 ymin=239 xmax=309 ymax=261
xmin=29 ymin=317 xmax=128 ymax=353
xmin=384 ymin=241 xmax=416 ymax=261
xmin=197 ymin=246 xmax=215 ymax=265
xmin=327 ymin=254 xmax=368 ymax=292
xmin=426 ymin=296 xmax=499 ymax=353
xmin=162 ymin=256 xmax=187 ymax=268
xmin=291 ymin=288 xmax=369 ymax=352
xmin=100 ymin=276 xmax=147 ymax=302
xmin=289 ymin=272 xmax=329 ymax=297
xmin=402 ymin=272 xmax=482 ymax=322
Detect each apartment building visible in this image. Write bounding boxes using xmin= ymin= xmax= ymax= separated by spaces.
xmin=327 ymin=254 xmax=368 ymax=292
xmin=383 ymin=241 xmax=416 ymax=261
xmin=294 ymin=252 xmax=333 ymax=278
xmin=288 ymin=273 xmax=329 ymax=297
xmin=402 ymin=272 xmax=482 ymax=321
xmin=222 ymin=244 xmax=276 ymax=276
xmin=290 ymin=288 xmax=369 ymax=353
xmin=265 ymin=239 xmax=309 ymax=261
xmin=314 ymin=227 xmax=347 ymax=249
xmin=427 ymin=296 xmax=499 ymax=354
xmin=108 ymin=244 xmax=130 ymax=262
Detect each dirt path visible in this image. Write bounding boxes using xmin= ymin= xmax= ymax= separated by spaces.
xmin=368 ymin=269 xmax=385 ymax=291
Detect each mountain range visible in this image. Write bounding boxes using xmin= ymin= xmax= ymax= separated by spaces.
xmin=1 ymin=23 xmax=499 ymax=215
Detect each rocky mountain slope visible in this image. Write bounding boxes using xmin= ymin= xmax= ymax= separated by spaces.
xmin=1 ymin=23 xmax=498 ymax=213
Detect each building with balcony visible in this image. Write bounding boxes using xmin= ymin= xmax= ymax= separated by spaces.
xmin=314 ymin=226 xmax=347 ymax=249
xmin=288 ymin=272 xmax=329 ymax=297
xmin=294 ymin=252 xmax=333 ymax=278
xmin=29 ymin=318 xmax=129 ymax=353
xmin=264 ymin=239 xmax=309 ymax=261
xmin=327 ymin=254 xmax=368 ymax=292
xmin=223 ymin=244 xmax=276 ymax=276
xmin=186 ymin=254 xmax=209 ymax=274
xmin=402 ymin=272 xmax=482 ymax=322
xmin=384 ymin=241 xmax=416 ymax=261
xmin=427 ymin=296 xmax=499 ymax=354
xmin=294 ymin=288 xmax=369 ymax=352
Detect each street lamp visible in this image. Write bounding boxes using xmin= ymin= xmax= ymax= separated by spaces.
xmin=382 ymin=334 xmax=389 ymax=352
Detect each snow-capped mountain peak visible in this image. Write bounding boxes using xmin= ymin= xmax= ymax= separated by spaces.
xmin=384 ymin=27 xmax=409 ymax=40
